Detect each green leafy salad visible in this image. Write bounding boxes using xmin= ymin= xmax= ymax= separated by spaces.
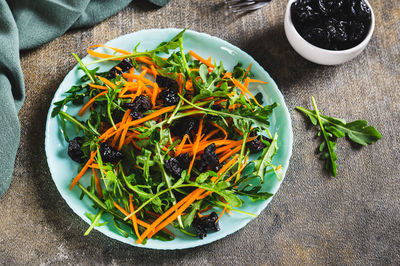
xmin=52 ymin=30 xmax=283 ymax=244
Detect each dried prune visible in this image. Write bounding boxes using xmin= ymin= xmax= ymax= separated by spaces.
xmin=107 ymin=59 xmax=133 ymax=79
xmin=156 ymin=75 xmax=178 ymax=90
xmin=192 ymin=212 xmax=220 ymax=239
xmin=291 ymin=0 xmax=371 ymax=50
xmin=304 ymin=27 xmax=331 ymax=49
xmin=171 ymin=117 xmax=196 ymax=137
xmin=247 ymin=135 xmax=271 ymax=154
xmin=195 ymin=160 xmax=208 ymax=173
xmin=159 ymin=89 xmax=179 ymax=106
xmin=201 ymin=144 xmax=221 ymax=172
xmin=130 ymin=111 xmax=143 ymax=120
xmin=318 ymin=0 xmax=343 ymax=15
xmin=207 ymin=105 xmax=224 ymax=120
xmin=99 ymin=143 xmax=124 ymax=163
xmin=176 ymin=153 xmax=190 ymax=169
xmin=124 ymin=95 xmax=153 ymax=113
xmin=68 ymin=137 xmax=85 ymax=163
xmin=164 ymin=153 xmax=190 ymax=179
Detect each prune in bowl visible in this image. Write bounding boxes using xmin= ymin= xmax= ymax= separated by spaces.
xmin=284 ymin=0 xmax=375 ymax=65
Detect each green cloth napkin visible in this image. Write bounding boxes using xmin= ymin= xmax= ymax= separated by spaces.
xmin=0 ymin=0 xmax=170 ymax=198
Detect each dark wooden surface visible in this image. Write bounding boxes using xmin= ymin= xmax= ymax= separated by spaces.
xmin=1 ymin=0 xmax=399 ymax=264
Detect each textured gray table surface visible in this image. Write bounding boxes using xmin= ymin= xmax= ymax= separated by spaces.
xmin=1 ymin=0 xmax=399 ymax=265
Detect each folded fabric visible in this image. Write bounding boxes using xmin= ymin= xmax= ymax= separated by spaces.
xmin=0 ymin=0 xmax=171 ymax=198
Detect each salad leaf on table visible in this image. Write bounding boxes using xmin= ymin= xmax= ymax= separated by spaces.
xmin=296 ymin=96 xmax=382 ymax=177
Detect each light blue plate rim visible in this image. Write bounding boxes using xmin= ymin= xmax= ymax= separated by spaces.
xmin=44 ymin=28 xmax=293 ymax=249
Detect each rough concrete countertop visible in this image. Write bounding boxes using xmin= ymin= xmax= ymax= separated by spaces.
xmin=1 ymin=0 xmax=399 ymax=265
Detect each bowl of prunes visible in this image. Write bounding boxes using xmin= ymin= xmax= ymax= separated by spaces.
xmin=284 ymin=0 xmax=375 ymax=65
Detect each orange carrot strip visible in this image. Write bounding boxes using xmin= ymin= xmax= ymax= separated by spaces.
xmin=92 ymin=168 xmax=103 ymax=198
xmin=102 ymin=105 xmax=175 ymax=141
xmin=122 ymin=73 xmax=156 ymax=88
xmin=150 ymin=65 xmax=158 ymax=79
xmin=151 ymin=83 xmax=159 ymax=107
xmin=97 ymin=76 xmax=117 ymax=89
xmin=118 ymin=115 xmax=133 ymax=150
xmin=111 ymin=109 xmax=131 ymax=147
xmin=188 ymin=119 xmax=204 ymax=176
xmin=189 ymin=50 xmax=215 ymax=68
xmin=129 ymin=194 xmax=142 ymax=241
xmin=70 ymin=151 xmax=97 ymax=190
xmin=88 ymin=84 xmax=108 ymax=90
xmin=210 ymin=122 xmax=228 ymax=140
xmin=113 ymin=201 xmax=150 ymax=228
xmin=135 ymin=56 xmax=154 ymax=65
xmin=87 ymin=49 xmax=125 ymax=60
xmin=137 ymin=189 xmax=199 ymax=243
xmin=78 ymin=91 xmax=107 ymax=116
xmin=202 ymin=129 xmax=220 ymax=141
xmin=232 ymin=78 xmax=263 ymax=108
xmin=146 ymin=189 xmax=204 ymax=239
xmin=216 ymin=208 xmax=227 ymax=223
xmin=219 ymin=146 xmax=242 ymax=163
xmin=88 ymin=44 xmax=131 ymax=55
xmin=175 ymin=134 xmax=189 ymax=156
xmin=246 ymin=63 xmax=252 ymax=72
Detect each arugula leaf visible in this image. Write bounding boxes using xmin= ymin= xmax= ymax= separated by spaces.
xmin=296 ymin=105 xmax=382 ymax=146
xmin=84 ymin=209 xmax=107 ymax=236
xmin=252 ymin=133 xmax=282 ymax=182
xmin=296 ymin=96 xmax=382 ymax=177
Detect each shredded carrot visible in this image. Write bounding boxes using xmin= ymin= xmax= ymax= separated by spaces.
xmin=216 ymin=207 xmax=227 ymax=223
xmin=87 ymin=49 xmax=125 ymax=60
xmin=113 ymin=201 xmax=150 ymax=229
xmin=111 ymin=109 xmax=131 ymax=147
xmin=129 ymin=194 xmax=142 ymax=241
xmin=188 ymin=119 xmax=203 ymax=176
xmin=78 ymin=91 xmax=107 ymax=116
xmin=97 ymin=76 xmax=117 ymax=89
xmin=246 ymin=63 xmax=252 ymax=72
xmin=135 ymin=56 xmax=154 ymax=66
xmin=88 ymin=44 xmax=131 ymax=55
xmin=210 ymin=122 xmax=228 ymax=140
xmin=151 ymin=83 xmax=159 ymax=107
xmin=175 ymin=134 xmax=189 ymax=156
xmin=92 ymin=168 xmax=103 ymax=198
xmin=122 ymin=73 xmax=156 ymax=88
xmin=219 ymin=145 xmax=242 ymax=163
xmin=189 ymin=50 xmax=214 ymax=68
xmin=150 ymin=65 xmax=158 ymax=79
xmin=70 ymin=151 xmax=97 ymax=190
xmin=88 ymin=83 xmax=108 ymax=90
xmin=137 ymin=189 xmax=200 ymax=243
xmin=146 ymin=189 xmax=204 ymax=239
xmin=118 ymin=115 xmax=132 ymax=150
xmin=232 ymin=78 xmax=263 ymax=108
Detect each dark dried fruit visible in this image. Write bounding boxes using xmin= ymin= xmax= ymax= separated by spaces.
xmin=201 ymin=144 xmax=221 ymax=172
xmin=304 ymin=27 xmax=331 ymax=49
xmin=130 ymin=111 xmax=143 ymax=120
xmin=107 ymin=59 xmax=133 ymax=79
xmin=291 ymin=0 xmax=371 ymax=50
xmin=156 ymin=75 xmax=178 ymax=90
xmin=176 ymin=153 xmax=190 ymax=169
xmin=247 ymin=135 xmax=271 ymax=154
xmin=99 ymin=143 xmax=124 ymax=163
xmin=164 ymin=153 xmax=190 ymax=179
xmin=159 ymin=89 xmax=179 ymax=106
xmin=171 ymin=117 xmax=196 ymax=137
xmin=192 ymin=212 xmax=220 ymax=239
xmin=68 ymin=137 xmax=85 ymax=163
xmin=207 ymin=105 xmax=224 ymax=120
xmin=195 ymin=160 xmax=208 ymax=173
xmin=124 ymin=95 xmax=153 ymax=113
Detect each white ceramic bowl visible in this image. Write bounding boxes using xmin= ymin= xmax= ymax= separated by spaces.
xmin=284 ymin=0 xmax=375 ymax=65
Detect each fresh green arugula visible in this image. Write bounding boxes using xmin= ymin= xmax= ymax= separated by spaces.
xmin=296 ymin=96 xmax=382 ymax=177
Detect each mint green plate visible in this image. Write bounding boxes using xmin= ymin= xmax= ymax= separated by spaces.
xmin=45 ymin=29 xmax=293 ymax=249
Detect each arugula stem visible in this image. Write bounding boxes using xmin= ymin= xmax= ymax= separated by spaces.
xmin=59 ymin=111 xmax=94 ymax=135
xmin=72 ymin=53 xmax=95 ymax=84
xmin=311 ymin=96 xmax=336 ymax=177
xmin=84 ymin=209 xmax=104 ymax=236
xmin=85 ymin=52 xmax=149 ymax=66
xmin=213 ymin=201 xmax=257 ymax=217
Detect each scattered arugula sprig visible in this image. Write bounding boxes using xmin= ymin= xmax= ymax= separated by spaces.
xmin=296 ymin=96 xmax=382 ymax=177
